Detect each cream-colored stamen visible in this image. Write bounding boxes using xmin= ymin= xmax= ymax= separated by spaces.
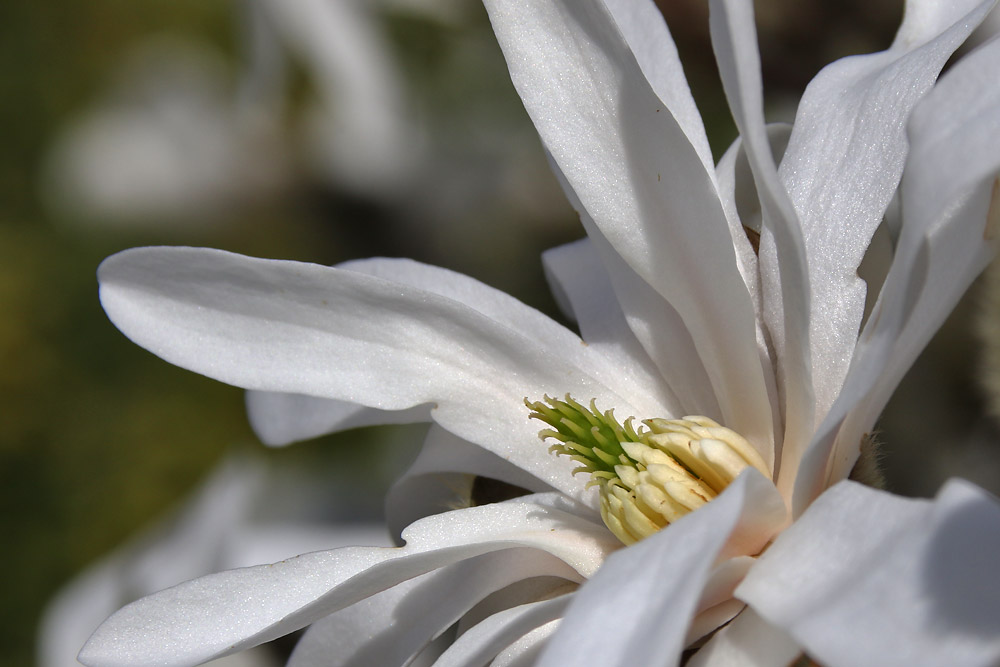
xmin=526 ymin=395 xmax=770 ymax=546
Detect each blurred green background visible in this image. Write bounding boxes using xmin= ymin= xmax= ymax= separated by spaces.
xmin=2 ymin=2 xmax=997 ymax=666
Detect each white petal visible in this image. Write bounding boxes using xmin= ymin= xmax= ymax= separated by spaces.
xmin=541 ymin=239 xmax=682 ymax=416
xmin=535 ymin=470 xmax=786 ymax=666
xmin=903 ymin=34 xmax=1000 ymax=246
xmin=337 ymin=256 xmax=671 ymax=422
xmin=79 ymin=497 xmax=618 ymax=667
xmin=739 ymin=480 xmax=1000 ymax=667
xmin=385 ymin=426 xmax=562 ymax=538
xmin=709 ymin=0 xmax=814 ymax=499
xmin=599 ymin=0 xmax=715 ymax=173
xmin=490 ymin=620 xmax=559 ymax=667
xmin=483 ymin=0 xmax=773 ymax=449
xmin=683 ymin=556 xmax=761 ymax=647
xmin=227 ymin=524 xmax=392 ymax=570
xmin=248 ymin=252 xmax=643 ymax=447
xmin=714 ymin=124 xmax=793 ymax=451
xmin=287 ymin=549 xmax=578 ymax=667
xmin=687 ymin=607 xmax=800 ymax=667
xmin=41 ymin=459 xmax=265 ymax=667
xmin=245 ymin=391 xmax=427 ymax=446
xmin=434 ymin=596 xmax=570 ymax=667
xmin=778 ymin=0 xmax=995 ymax=424
xmin=98 ymin=247 xmax=647 ymax=504
xmin=544 ymin=176 xmax=723 ymax=423
xmin=794 ymin=36 xmax=1000 ymax=510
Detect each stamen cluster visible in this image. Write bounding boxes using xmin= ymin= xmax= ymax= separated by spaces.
xmin=526 ymin=395 xmax=770 ymax=545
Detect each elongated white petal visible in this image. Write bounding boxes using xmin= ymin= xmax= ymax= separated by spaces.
xmin=98 ymin=247 xmax=648 ymax=504
xmin=385 ymin=426 xmax=561 ymax=538
xmin=600 ymin=0 xmax=715 ymax=173
xmin=483 ymin=0 xmax=772 ymax=450
xmin=435 ymin=596 xmax=570 ymax=667
xmin=795 ymin=36 xmax=1000 ymax=510
xmin=535 ymin=471 xmax=786 ymax=666
xmin=246 ymin=391 xmax=427 ymax=446
xmin=687 ymin=607 xmax=800 ymax=667
xmin=684 ymin=556 xmax=756 ymax=645
xmin=740 ymin=480 xmax=1000 ymax=667
xmin=544 ymin=164 xmax=724 ymax=424
xmin=249 ymin=252 xmax=658 ymax=447
xmin=287 ymin=549 xmax=578 ymax=667
xmin=490 ymin=620 xmax=559 ymax=667
xmin=715 ymin=132 xmax=763 ymax=315
xmin=709 ymin=0 xmax=813 ymax=499
xmin=714 ymin=125 xmax=792 ymax=450
xmin=41 ymin=459 xmax=263 ymax=667
xmin=541 ymin=239 xmax=682 ymax=415
xmin=779 ymin=0 xmax=994 ymax=424
xmin=79 ymin=496 xmax=620 ymax=667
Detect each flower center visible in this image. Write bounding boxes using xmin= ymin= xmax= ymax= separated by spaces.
xmin=526 ymin=395 xmax=770 ymax=545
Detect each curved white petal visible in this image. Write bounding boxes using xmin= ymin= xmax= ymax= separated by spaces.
xmin=684 ymin=556 xmax=755 ymax=646
xmin=343 ymin=255 xmax=672 ymax=420
xmin=489 ymin=620 xmax=559 ymax=667
xmin=490 ymin=619 xmax=560 ymax=667
xmin=287 ymin=549 xmax=578 ymax=667
xmin=715 ymin=132 xmax=762 ymax=316
xmin=600 ymin=0 xmax=715 ymax=173
xmin=779 ymin=0 xmax=995 ymax=424
xmin=248 ymin=252 xmax=643 ymax=447
xmin=385 ymin=426 xmax=562 ymax=538
xmin=40 ymin=459 xmax=262 ymax=667
xmin=795 ymin=36 xmax=1000 ymax=510
xmin=483 ymin=0 xmax=772 ymax=450
xmin=79 ymin=496 xmax=618 ymax=667
xmin=687 ymin=607 xmax=800 ymax=667
xmin=541 ymin=239 xmax=682 ymax=415
xmin=739 ymin=480 xmax=1000 ymax=667
xmin=246 ymin=391 xmax=427 ymax=446
xmin=543 ymin=166 xmax=724 ymax=423
xmin=709 ymin=0 xmax=813 ymax=499
xmin=434 ymin=596 xmax=570 ymax=667
xmin=98 ymin=247 xmax=650 ymax=504
xmin=715 ymin=124 xmax=793 ymax=452
xmin=535 ymin=470 xmax=786 ymax=666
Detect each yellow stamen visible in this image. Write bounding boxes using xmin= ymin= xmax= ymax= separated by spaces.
xmin=527 ymin=395 xmax=770 ymax=545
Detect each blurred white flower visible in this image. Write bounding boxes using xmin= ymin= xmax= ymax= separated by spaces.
xmin=43 ymin=0 xmax=566 ymax=239
xmin=43 ymin=37 xmax=289 ymax=227
xmin=42 ymin=0 xmax=424 ymax=226
xmin=253 ymin=0 xmax=418 ymax=196
xmin=39 ymin=457 xmax=389 ymax=667
xmin=82 ymin=0 xmax=1000 ymax=665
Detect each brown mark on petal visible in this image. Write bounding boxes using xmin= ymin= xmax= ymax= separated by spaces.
xmin=787 ymin=654 xmax=824 ymax=667
xmin=848 ymin=432 xmax=885 ymax=489
xmin=744 ymin=225 xmax=761 ymax=255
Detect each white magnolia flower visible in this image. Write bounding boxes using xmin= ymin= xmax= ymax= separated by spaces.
xmin=83 ymin=0 xmax=1000 ymax=665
